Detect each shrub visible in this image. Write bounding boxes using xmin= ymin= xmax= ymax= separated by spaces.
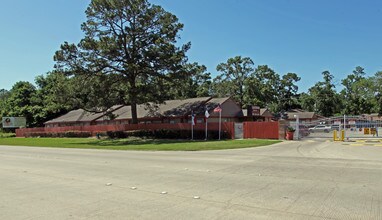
xmin=24 ymin=131 xmax=91 ymax=138
xmin=124 ymin=129 xmax=230 ymax=140
xmin=0 ymin=132 xmax=16 ymax=138
xmin=64 ymin=131 xmax=92 ymax=138
xmin=23 ymin=129 xmax=231 ymax=140
xmin=24 ymin=132 xmax=45 ymax=138
xmin=106 ymin=131 xmax=128 ymax=139
xmin=286 ymin=126 xmax=296 ymax=132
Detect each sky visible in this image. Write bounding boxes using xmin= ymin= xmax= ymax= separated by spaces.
xmin=1 ymin=0 xmax=381 ymax=92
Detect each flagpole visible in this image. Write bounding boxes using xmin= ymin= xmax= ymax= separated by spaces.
xmin=205 ymin=117 xmax=208 ymax=140
xmin=191 ymin=119 xmax=194 ymax=140
xmin=219 ymin=110 xmax=221 ymax=140
xmin=191 ymin=111 xmax=194 ymax=140
xmin=204 ymin=108 xmax=210 ymax=140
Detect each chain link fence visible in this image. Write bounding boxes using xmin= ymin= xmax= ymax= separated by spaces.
xmin=290 ymin=115 xmax=382 ymax=140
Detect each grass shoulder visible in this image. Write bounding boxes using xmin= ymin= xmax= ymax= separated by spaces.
xmin=0 ymin=132 xmax=16 ymax=138
xmin=0 ymin=137 xmax=281 ymax=151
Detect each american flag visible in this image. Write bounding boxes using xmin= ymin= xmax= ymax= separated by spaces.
xmin=213 ymin=104 xmax=222 ymax=113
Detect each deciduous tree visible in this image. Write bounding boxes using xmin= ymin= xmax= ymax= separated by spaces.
xmin=341 ymin=66 xmax=373 ymax=115
xmin=299 ymin=71 xmax=341 ymax=117
xmin=244 ymin=65 xmax=279 ymax=109
xmin=213 ymin=56 xmax=254 ymax=107
xmin=1 ymin=82 xmax=37 ymax=127
xmin=54 ymin=0 xmax=190 ymax=123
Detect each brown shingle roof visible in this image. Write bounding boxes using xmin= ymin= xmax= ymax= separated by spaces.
xmin=287 ymin=111 xmax=316 ymax=119
xmin=45 ymin=105 xmax=123 ymax=124
xmin=242 ymin=108 xmax=272 ymax=117
xmin=45 ymin=109 xmax=93 ymax=124
xmin=46 ymin=97 xmax=236 ymax=124
xmin=101 ymin=97 xmax=212 ymax=120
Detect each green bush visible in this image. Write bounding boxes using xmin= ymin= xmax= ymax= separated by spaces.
xmin=64 ymin=131 xmax=92 ymax=138
xmin=0 ymin=132 xmax=16 ymax=138
xmin=106 ymin=131 xmax=128 ymax=139
xmin=24 ymin=131 xmax=91 ymax=138
xmin=124 ymin=129 xmax=230 ymax=140
xmin=24 ymin=132 xmax=45 ymax=138
xmin=22 ymin=129 xmax=230 ymax=140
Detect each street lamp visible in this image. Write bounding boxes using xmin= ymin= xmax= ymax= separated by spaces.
xmin=294 ymin=114 xmax=299 ymax=140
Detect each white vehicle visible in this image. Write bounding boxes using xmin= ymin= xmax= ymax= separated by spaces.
xmin=331 ymin=124 xmax=340 ymax=131
xmin=308 ymin=125 xmax=331 ymax=133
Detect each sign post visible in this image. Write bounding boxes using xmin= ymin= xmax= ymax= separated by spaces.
xmin=205 ymin=108 xmax=210 ymax=140
xmin=2 ymin=117 xmax=26 ymax=128
xmin=213 ymin=104 xmax=222 ymax=140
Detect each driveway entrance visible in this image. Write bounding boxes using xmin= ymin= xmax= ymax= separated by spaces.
xmin=1 ymin=141 xmax=382 ymax=219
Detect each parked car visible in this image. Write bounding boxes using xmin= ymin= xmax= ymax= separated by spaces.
xmin=331 ymin=124 xmax=340 ymax=131
xmin=308 ymin=125 xmax=331 ymax=133
xmin=298 ymin=125 xmax=310 ymax=137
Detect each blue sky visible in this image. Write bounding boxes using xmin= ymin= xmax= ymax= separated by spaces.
xmin=1 ymin=0 xmax=381 ymax=92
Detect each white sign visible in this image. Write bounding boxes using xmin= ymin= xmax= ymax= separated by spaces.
xmin=2 ymin=117 xmax=26 ymax=128
xmin=252 ymin=106 xmax=260 ymax=116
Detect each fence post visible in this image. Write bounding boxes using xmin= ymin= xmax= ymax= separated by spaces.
xmin=343 ymin=115 xmax=346 ymax=141
xmin=294 ymin=115 xmax=300 ymax=140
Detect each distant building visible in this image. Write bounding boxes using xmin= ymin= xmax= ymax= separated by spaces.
xmin=286 ymin=109 xmax=324 ymax=122
xmin=362 ymin=113 xmax=382 ymax=122
xmin=241 ymin=106 xmax=273 ymax=122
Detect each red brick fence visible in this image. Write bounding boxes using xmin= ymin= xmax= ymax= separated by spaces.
xmin=16 ymin=121 xmax=287 ymax=140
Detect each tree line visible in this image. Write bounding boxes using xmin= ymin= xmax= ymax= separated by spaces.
xmin=1 ymin=0 xmax=381 ymax=128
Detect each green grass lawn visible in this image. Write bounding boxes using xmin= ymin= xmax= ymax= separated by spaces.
xmin=0 ymin=133 xmax=16 ymax=138
xmin=0 ymin=137 xmax=281 ymax=151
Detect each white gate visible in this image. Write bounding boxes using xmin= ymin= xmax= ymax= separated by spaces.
xmin=293 ymin=115 xmax=382 ymax=140
xmin=234 ymin=123 xmax=243 ymax=139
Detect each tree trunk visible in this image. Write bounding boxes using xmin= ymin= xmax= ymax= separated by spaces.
xmin=129 ymin=76 xmax=139 ymax=124
xmin=131 ymin=102 xmax=138 ymax=124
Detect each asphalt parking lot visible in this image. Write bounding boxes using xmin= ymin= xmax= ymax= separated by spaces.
xmin=1 ymin=140 xmax=382 ymax=219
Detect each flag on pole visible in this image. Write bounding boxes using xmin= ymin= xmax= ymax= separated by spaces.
xmin=191 ymin=113 xmax=196 ymax=126
xmin=205 ymin=107 xmax=209 ymax=140
xmin=213 ymin=104 xmax=223 ymax=140
xmin=213 ymin=104 xmax=222 ymax=113
xmin=191 ymin=111 xmax=195 ymax=140
xmin=205 ymin=108 xmax=210 ymax=118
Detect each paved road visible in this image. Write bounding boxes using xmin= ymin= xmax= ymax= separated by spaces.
xmin=1 ymin=140 xmax=382 ymax=220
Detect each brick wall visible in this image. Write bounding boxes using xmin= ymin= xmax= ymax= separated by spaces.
xmin=16 ymin=122 xmax=235 ymax=139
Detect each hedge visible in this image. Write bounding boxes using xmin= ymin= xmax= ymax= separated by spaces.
xmin=105 ymin=129 xmax=230 ymax=140
xmin=22 ymin=129 xmax=230 ymax=140
xmin=24 ymin=131 xmax=92 ymax=138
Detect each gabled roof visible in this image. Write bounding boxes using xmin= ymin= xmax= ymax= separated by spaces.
xmin=45 ymin=105 xmax=123 ymax=124
xmin=363 ymin=113 xmax=382 ymax=117
xmin=260 ymin=108 xmax=273 ymax=117
xmin=286 ymin=109 xmax=316 ymax=119
xmin=188 ymin=97 xmax=231 ymax=115
xmin=242 ymin=108 xmax=272 ymax=117
xmin=207 ymin=97 xmax=231 ymax=105
xmin=110 ymin=97 xmax=211 ymax=120
xmin=44 ymin=109 xmax=96 ymax=124
xmin=45 ymin=97 xmax=239 ymax=124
